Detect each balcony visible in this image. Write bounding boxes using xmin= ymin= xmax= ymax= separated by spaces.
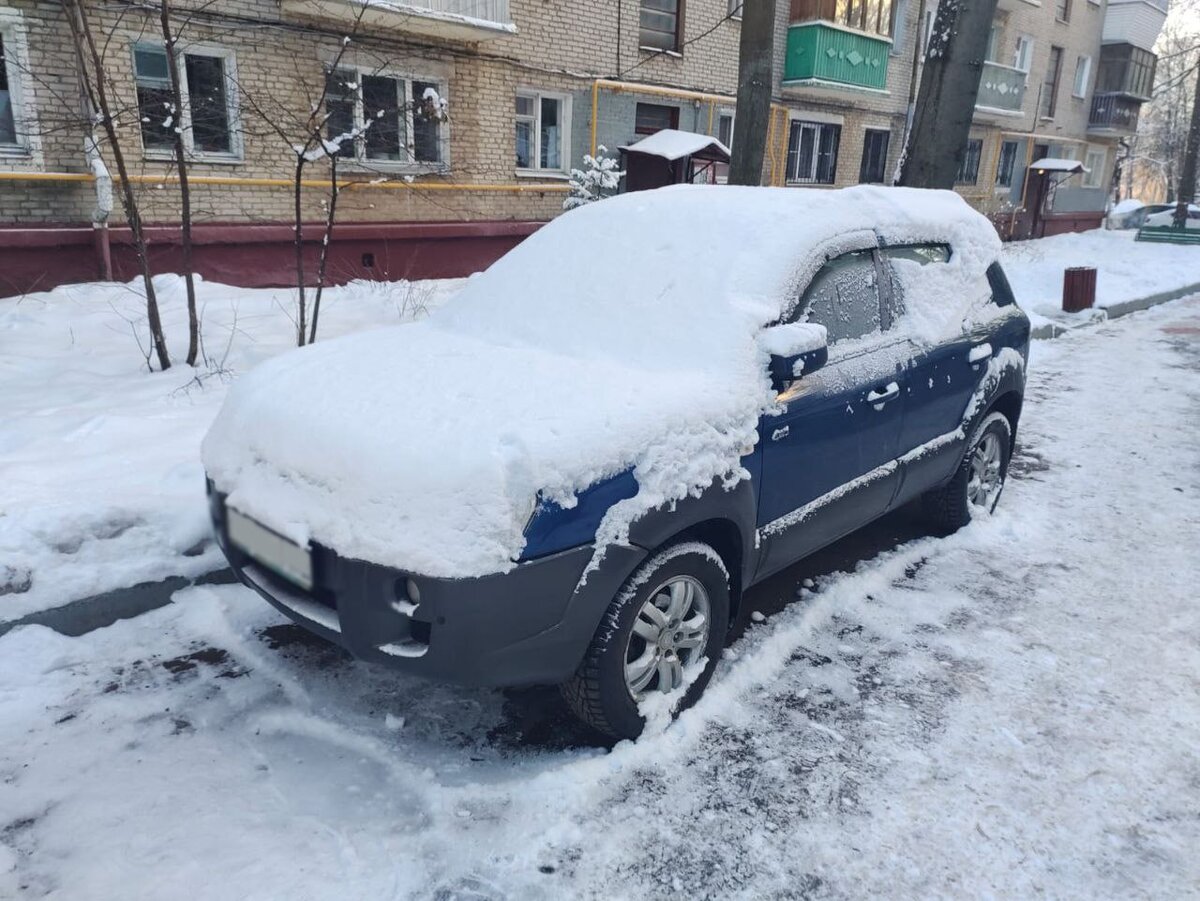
xmin=1089 ymin=92 xmax=1142 ymax=134
xmin=783 ymin=22 xmax=890 ymax=91
xmin=280 ymin=0 xmax=515 ymax=40
xmin=1102 ymin=0 xmax=1169 ymax=51
xmin=975 ymin=61 xmax=1027 ymax=114
xmin=1095 ymin=43 xmax=1157 ymax=100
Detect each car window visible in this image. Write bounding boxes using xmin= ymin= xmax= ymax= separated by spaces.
xmin=879 ymin=244 xmax=952 ymax=325
xmin=792 ymin=250 xmax=881 ymax=345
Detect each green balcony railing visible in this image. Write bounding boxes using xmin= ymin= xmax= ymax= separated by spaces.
xmin=783 ymin=22 xmax=890 ymax=91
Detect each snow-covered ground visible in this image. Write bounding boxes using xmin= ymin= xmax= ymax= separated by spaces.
xmin=2 ymin=297 xmax=1197 ymax=898
xmin=0 ymin=276 xmax=461 ymax=621
xmin=1001 ymin=228 xmax=1200 ymax=329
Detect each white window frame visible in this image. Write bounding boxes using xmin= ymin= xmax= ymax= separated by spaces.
xmin=0 ymin=9 xmax=39 ymax=162
xmin=1013 ymin=35 xmax=1034 ymax=73
xmin=133 ymin=41 xmax=243 ymax=163
xmin=1072 ymin=54 xmax=1091 ymax=98
xmin=324 ymin=63 xmax=450 ymax=174
xmin=514 ymin=89 xmax=571 ymax=176
xmin=786 ymin=118 xmax=841 ymax=186
xmin=1082 ymin=147 xmax=1105 ymax=188
xmin=727 ymin=0 xmax=743 ymax=18
xmin=717 ymin=108 xmax=734 ymax=149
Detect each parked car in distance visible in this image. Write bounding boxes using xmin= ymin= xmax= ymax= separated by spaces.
xmin=203 ymin=186 xmax=1030 ymax=741
xmin=1142 ymin=205 xmax=1200 ymax=229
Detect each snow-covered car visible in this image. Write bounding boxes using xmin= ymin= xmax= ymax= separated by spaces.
xmin=1142 ymin=205 xmax=1200 ymax=229
xmin=202 ymin=186 xmax=1030 ymax=740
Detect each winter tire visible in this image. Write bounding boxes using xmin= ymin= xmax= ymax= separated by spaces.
xmin=923 ymin=411 xmax=1013 ymax=532
xmin=561 ymin=541 xmax=731 ymax=741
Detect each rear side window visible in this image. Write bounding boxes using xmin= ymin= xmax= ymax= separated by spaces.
xmin=880 ymin=243 xmax=952 ymax=325
xmin=793 ymin=250 xmax=881 ymax=344
xmin=986 ymin=262 xmax=1016 ymax=307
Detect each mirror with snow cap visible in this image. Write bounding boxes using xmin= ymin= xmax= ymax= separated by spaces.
xmin=759 ymin=322 xmax=829 ymax=390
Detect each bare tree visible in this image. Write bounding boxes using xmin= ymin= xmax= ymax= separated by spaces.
xmin=63 ymin=0 xmax=171 ymax=371
xmin=158 ymin=0 xmax=198 ymax=365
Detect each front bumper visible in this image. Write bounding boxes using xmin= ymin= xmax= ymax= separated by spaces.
xmin=208 ymin=487 xmax=647 ymax=688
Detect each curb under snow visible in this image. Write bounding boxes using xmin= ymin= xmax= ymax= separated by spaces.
xmin=5 ymin=282 xmax=1199 ymax=642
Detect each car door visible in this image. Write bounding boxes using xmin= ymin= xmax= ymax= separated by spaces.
xmin=879 ymin=244 xmax=995 ymax=501
xmin=756 ymin=248 xmax=910 ymax=578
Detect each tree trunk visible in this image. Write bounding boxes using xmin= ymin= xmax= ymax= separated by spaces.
xmin=294 ymin=156 xmax=307 ymax=346
xmin=65 ymin=0 xmax=171 ymax=371
xmin=1174 ymin=64 xmax=1200 ymax=227
xmin=159 ymin=0 xmax=199 ymax=366
xmin=309 ymin=153 xmax=339 ymax=344
xmin=729 ymin=0 xmax=776 ymax=186
xmin=898 ymin=0 xmax=1000 ymax=189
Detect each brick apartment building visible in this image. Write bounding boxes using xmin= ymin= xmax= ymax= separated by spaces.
xmin=0 ymin=0 xmax=1171 ymax=296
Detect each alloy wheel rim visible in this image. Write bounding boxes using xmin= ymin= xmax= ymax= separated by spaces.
xmin=967 ymin=431 xmax=1004 ymax=509
xmin=624 ymin=575 xmax=711 ymax=700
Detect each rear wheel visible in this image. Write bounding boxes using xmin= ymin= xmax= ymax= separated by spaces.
xmin=923 ymin=411 xmax=1013 ymax=531
xmin=561 ymin=541 xmax=730 ymax=740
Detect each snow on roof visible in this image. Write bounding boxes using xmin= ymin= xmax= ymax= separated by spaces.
xmin=1030 ymin=158 xmax=1084 ymax=173
xmin=621 ymin=129 xmax=730 ymax=162
xmin=204 ymin=185 xmax=1002 ymax=578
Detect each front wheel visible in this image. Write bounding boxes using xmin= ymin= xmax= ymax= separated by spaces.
xmin=560 ymin=541 xmax=730 ymax=740
xmin=922 ymin=411 xmax=1013 ymax=531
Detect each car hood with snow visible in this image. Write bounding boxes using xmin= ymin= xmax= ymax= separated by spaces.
xmin=202 ymin=185 xmax=1001 ymax=578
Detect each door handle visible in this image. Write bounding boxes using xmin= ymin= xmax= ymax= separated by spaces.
xmin=771 ymin=426 xmax=790 ymax=442
xmin=866 ymin=382 xmax=900 ymax=408
xmin=969 ymin=342 xmax=993 ymax=364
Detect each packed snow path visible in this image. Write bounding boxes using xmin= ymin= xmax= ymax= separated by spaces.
xmin=2 ymin=299 xmax=1198 ymax=899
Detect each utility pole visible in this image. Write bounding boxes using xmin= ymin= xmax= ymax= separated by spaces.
xmin=898 ymin=0 xmax=1000 ymax=189
xmin=729 ymin=0 xmax=776 ymax=186
xmin=1173 ymin=62 xmax=1200 ymax=227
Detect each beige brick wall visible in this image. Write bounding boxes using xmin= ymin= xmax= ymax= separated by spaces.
xmin=0 ymin=0 xmax=1114 ymax=227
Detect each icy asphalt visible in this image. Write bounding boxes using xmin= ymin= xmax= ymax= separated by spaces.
xmin=1 ymin=297 xmax=1198 ymax=900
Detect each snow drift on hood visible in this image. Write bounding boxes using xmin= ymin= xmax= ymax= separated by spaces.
xmin=202 ymin=185 xmax=1000 ymax=577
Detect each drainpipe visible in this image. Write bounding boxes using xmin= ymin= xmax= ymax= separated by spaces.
xmin=85 ymin=127 xmax=113 ymax=281
xmin=898 ymin=0 xmax=929 ymax=183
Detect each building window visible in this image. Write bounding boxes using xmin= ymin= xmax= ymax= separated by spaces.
xmin=717 ymin=111 xmax=734 ymax=148
xmin=1055 ymin=0 xmax=1070 ymax=22
xmin=985 ymin=26 xmax=1000 ymax=63
xmin=325 ymin=68 xmax=447 ymax=167
xmin=859 ymin=128 xmax=890 ymax=184
xmin=1073 ymin=55 xmax=1091 ymax=98
xmin=727 ymin=0 xmax=742 ymax=16
xmin=635 ymin=102 xmax=679 ymax=134
xmin=515 ymin=91 xmax=568 ymax=172
xmin=995 ymin=140 xmax=1020 ymax=188
xmin=793 ymin=0 xmax=895 ymax=38
xmin=1082 ymin=147 xmax=1105 ymax=187
xmin=1041 ymin=46 xmax=1063 ymax=119
xmin=786 ymin=120 xmax=840 ymax=185
xmin=1013 ymin=35 xmax=1033 ymax=73
xmin=956 ymin=138 xmax=982 ymax=185
xmin=134 ymin=43 xmax=239 ymax=158
xmin=1097 ymin=43 xmax=1157 ymax=100
xmin=640 ymin=0 xmax=682 ymax=52
xmin=0 ymin=33 xmax=18 ymax=148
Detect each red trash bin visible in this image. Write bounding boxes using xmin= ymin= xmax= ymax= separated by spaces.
xmin=1063 ymin=267 xmax=1097 ymax=313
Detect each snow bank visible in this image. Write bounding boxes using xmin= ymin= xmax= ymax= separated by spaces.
xmin=0 ymin=275 xmax=460 ymax=621
xmin=1001 ymin=228 xmax=1200 ymax=326
xmin=204 ymin=185 xmax=1001 ymax=578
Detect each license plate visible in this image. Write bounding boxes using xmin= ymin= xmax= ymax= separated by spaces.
xmin=226 ymin=508 xmax=314 ymax=591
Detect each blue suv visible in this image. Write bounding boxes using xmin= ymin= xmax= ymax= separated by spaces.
xmin=204 ymin=187 xmax=1030 ymax=740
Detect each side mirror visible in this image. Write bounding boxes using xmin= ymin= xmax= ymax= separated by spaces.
xmin=759 ymin=323 xmax=829 ymax=390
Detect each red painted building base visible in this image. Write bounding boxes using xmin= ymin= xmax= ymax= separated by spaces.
xmin=0 ymin=219 xmax=546 ymax=299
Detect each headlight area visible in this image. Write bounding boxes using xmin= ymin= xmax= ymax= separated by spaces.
xmin=519 ymin=470 xmax=639 ymax=561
